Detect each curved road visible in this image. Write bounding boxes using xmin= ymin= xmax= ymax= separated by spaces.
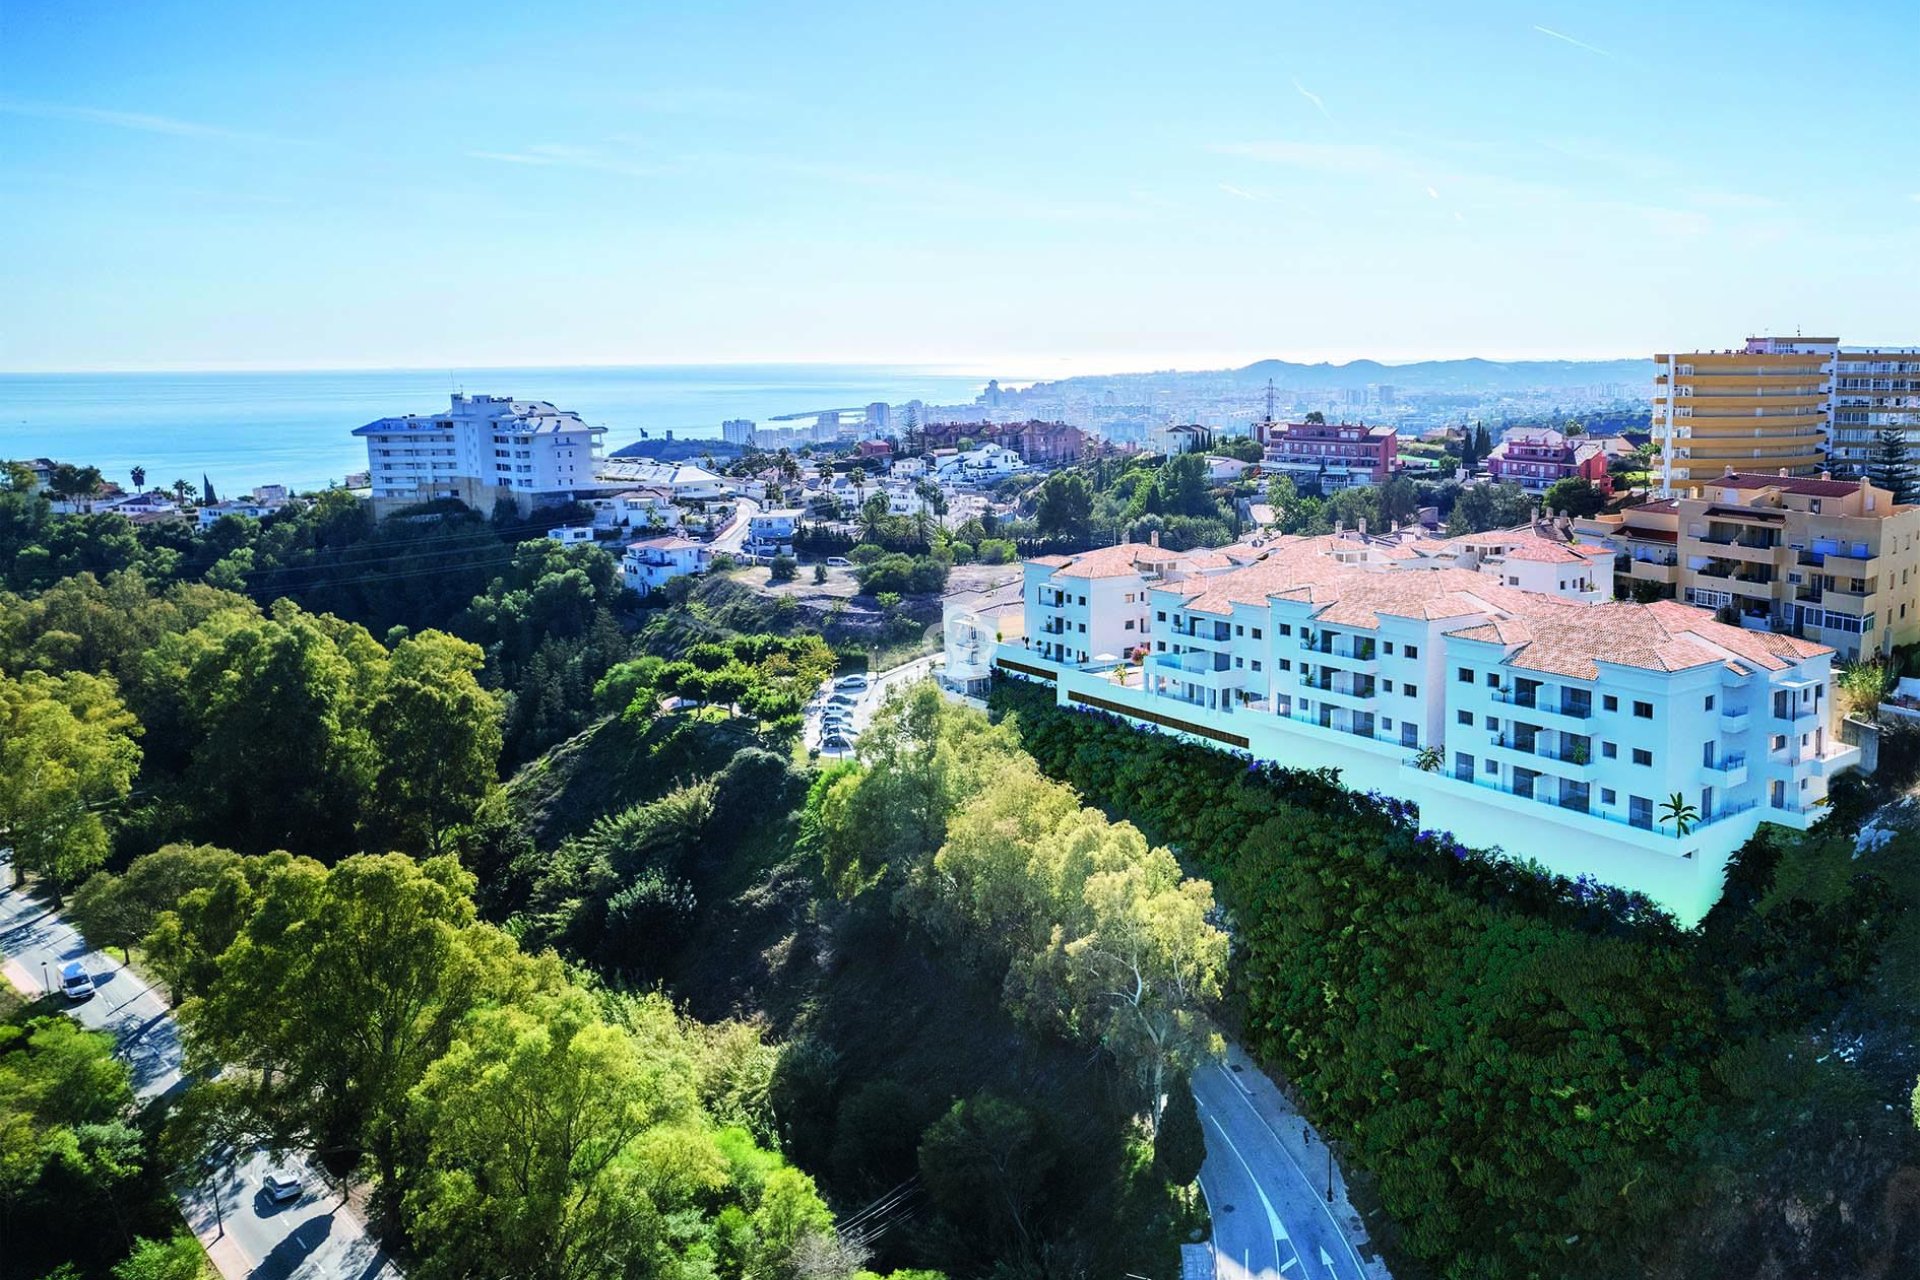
xmin=1194 ymin=1044 xmax=1382 ymax=1280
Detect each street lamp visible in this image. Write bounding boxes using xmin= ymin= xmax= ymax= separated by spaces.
xmin=41 ymin=960 xmax=51 ymax=996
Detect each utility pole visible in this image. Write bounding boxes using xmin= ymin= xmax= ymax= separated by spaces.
xmin=1326 ymin=1143 xmax=1335 ymax=1204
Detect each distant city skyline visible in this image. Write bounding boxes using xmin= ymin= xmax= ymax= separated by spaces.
xmin=3 ymin=0 xmax=1917 ymax=372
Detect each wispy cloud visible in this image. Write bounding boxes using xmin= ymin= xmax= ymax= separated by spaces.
xmin=1207 ymin=140 xmax=1400 ymax=178
xmin=0 ymin=98 xmax=282 ymax=142
xmin=1426 ymin=185 xmax=1441 ymax=199
xmin=1218 ymin=183 xmax=1262 ymax=201
xmin=467 ymin=143 xmax=664 ymax=178
xmin=1291 ymin=78 xmax=1331 ymax=120
xmin=1532 ymin=25 xmax=1611 ymax=57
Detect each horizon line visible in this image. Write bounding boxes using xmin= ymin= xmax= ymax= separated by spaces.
xmin=0 ymin=350 xmax=1657 ymax=380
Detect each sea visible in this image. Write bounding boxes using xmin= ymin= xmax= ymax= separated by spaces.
xmin=0 ymin=365 xmax=1004 ymax=495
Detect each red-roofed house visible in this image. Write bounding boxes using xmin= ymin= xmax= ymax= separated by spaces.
xmin=1261 ymin=421 xmax=1398 ymax=490
xmin=1485 ymin=428 xmax=1611 ymax=495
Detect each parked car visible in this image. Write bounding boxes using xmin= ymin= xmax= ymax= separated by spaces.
xmin=825 ymin=556 xmax=853 ymax=567
xmin=821 ymin=734 xmax=854 ymax=752
xmin=263 ymin=1170 xmax=304 ymax=1203
xmin=835 ymin=674 xmax=870 ymax=691
xmin=828 ymin=693 xmax=859 ymax=709
xmin=60 ymin=961 xmax=95 ymax=1002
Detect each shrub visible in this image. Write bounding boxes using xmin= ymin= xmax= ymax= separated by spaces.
xmin=978 ymin=538 xmax=1017 ymax=565
xmin=849 ymin=543 xmax=886 ymax=565
xmin=769 ymin=554 xmax=798 ymax=583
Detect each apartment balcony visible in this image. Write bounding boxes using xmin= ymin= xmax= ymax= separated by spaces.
xmin=1718 ymin=705 xmax=1752 ymax=735
xmin=1491 ymin=687 xmax=1594 ymax=721
xmin=1170 ymin=619 xmax=1233 ymax=643
xmin=1426 ymin=767 xmax=1760 ymax=841
xmin=1300 ymin=670 xmax=1377 ymax=702
xmin=1701 ymin=752 xmax=1749 ymax=788
xmin=1488 ymin=732 xmax=1599 ymax=779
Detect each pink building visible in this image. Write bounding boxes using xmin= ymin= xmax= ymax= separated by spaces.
xmin=1485 ymin=428 xmax=1611 ymax=496
xmin=1259 ymin=421 xmax=1398 ymax=490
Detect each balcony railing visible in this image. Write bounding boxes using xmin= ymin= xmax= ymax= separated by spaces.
xmin=1300 ymin=635 xmax=1377 ymax=660
xmin=1491 ymin=688 xmax=1593 ymax=719
xmin=1434 ymin=770 xmax=1759 ymax=838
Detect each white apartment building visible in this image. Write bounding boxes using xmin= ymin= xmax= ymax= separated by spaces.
xmin=354 ymin=394 xmax=605 ymax=516
xmin=984 ymin=531 xmax=1861 ymax=924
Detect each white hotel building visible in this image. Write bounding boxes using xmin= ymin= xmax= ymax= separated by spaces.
xmin=354 ymin=394 xmax=606 ymax=516
xmin=976 ymin=530 xmax=1861 ymax=924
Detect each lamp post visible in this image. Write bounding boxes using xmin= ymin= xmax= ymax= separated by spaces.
xmin=1326 ymin=1142 xmax=1335 ymax=1204
xmin=41 ymin=960 xmax=51 ymax=996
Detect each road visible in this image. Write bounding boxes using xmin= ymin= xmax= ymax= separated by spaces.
xmin=710 ymin=494 xmax=760 ymax=555
xmin=0 ymin=854 xmax=401 ymax=1280
xmin=1194 ymin=1043 xmax=1384 ymax=1280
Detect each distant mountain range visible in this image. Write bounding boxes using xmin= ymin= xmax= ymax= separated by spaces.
xmin=1228 ymin=356 xmax=1653 ymax=392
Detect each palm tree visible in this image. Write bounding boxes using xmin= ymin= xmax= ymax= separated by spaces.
xmin=1413 ymin=745 xmax=1445 ymax=773
xmin=130 ymin=465 xmax=146 ymax=490
xmin=1659 ymin=793 xmax=1699 ymax=836
xmin=172 ymin=479 xmax=196 ymax=505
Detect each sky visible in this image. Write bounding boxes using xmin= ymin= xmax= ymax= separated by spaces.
xmin=3 ymin=0 xmax=1918 ymax=374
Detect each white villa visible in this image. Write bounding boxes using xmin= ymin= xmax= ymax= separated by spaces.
xmin=974 ymin=528 xmax=1862 ymax=924
xmin=622 ymin=535 xmax=710 ymax=592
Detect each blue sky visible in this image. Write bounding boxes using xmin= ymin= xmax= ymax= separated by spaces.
xmin=3 ymin=0 xmax=1918 ymax=373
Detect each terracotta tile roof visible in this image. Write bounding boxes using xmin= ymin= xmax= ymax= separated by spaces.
xmin=1712 ymin=473 xmax=1864 ymax=498
xmin=1499 ymin=536 xmax=1614 ymax=564
xmin=1445 ymin=599 xmax=1832 ymax=680
xmin=1047 ymin=543 xmax=1221 ymax=580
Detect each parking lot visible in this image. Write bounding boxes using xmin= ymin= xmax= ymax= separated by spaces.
xmin=803 ymin=653 xmax=943 ymax=757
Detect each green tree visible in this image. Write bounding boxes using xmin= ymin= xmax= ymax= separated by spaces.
xmin=0 ymin=669 xmax=142 ymax=890
xmin=369 ymin=632 xmax=504 ymax=856
xmin=0 ymin=1017 xmax=139 ymax=1232
xmin=1446 ymin=480 xmax=1530 ymax=535
xmin=1034 ymin=472 xmax=1093 ymax=544
xmin=69 ymin=844 xmax=244 ymax=963
xmin=1660 ymin=792 xmax=1699 ymax=836
xmin=1147 ymin=453 xmax=1214 ymax=520
xmin=112 ymin=1233 xmax=210 ymax=1280
xmin=1376 ymin=473 xmax=1419 ymax=529
xmin=181 ymin=853 xmax=519 ymax=1188
xmin=403 ymin=988 xmax=702 ymax=1280
xmin=1153 ymin=1073 xmax=1205 ymax=1189
xmin=769 ymin=554 xmax=798 ymax=583
xmin=1303 ymin=410 xmax=1326 ymax=425
xmin=918 ymin=1094 xmax=1052 ymax=1264
xmin=1543 ymin=475 xmax=1607 ymax=519
xmin=1865 ymin=428 xmax=1916 ymax=503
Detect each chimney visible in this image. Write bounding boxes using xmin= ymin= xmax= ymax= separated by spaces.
xmin=1358 ymin=517 xmax=1368 ymax=536
xmin=1724 ymin=464 xmax=1735 ymax=477
xmin=1779 ymin=468 xmax=1789 ymax=477
xmin=1821 ymin=471 xmax=1831 ymax=481
xmin=1149 ymin=530 xmax=1160 ymax=548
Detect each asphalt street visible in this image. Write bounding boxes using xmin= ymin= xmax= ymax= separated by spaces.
xmin=1194 ymin=1044 xmax=1383 ymax=1280
xmin=0 ymin=854 xmax=400 ymax=1280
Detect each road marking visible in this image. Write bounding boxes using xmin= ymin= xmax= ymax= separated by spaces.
xmin=1208 ymin=1059 xmax=1369 ymax=1280
xmin=1199 ymin=1103 xmax=1285 ymax=1271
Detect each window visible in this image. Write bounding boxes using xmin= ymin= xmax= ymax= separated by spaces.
xmin=1603 ymin=695 xmax=1619 ymax=712
xmin=1124 ymin=620 xmax=1135 ymax=631
xmin=1384 ymin=642 xmax=1395 ymax=655
xmin=1485 ymin=758 xmax=1498 ymax=774
xmin=1404 ymin=684 xmax=1418 ymax=698
xmin=1632 ymin=747 xmax=1652 ymax=766
xmin=1236 ymin=625 xmax=1244 ymax=636
xmin=1602 ymin=741 xmax=1617 ymax=759
xmin=1704 ymin=694 xmax=1715 ymax=711
xmin=1601 ymin=788 xmax=1616 ymax=806
xmin=1279 ymin=659 xmax=1291 ymax=671
xmin=1458 ymin=667 xmax=1474 ymax=684
xmin=1405 ymin=644 xmax=1418 ymax=658
xmin=1770 ymin=733 xmax=1786 ymax=750
xmin=1457 ymin=710 xmax=1474 ymax=725
xmin=1455 ymin=753 xmax=1475 ymax=780
xmin=1383 ymin=680 xmax=1394 ymax=692
xmin=1252 ymin=628 xmax=1263 ymax=639
xmin=1078 ymin=596 xmax=1087 ymax=606
xmin=1157 ymin=641 xmax=1166 ymax=652
xmin=1486 ymin=672 xmax=1499 ymax=686
xmin=1251 ymin=660 xmax=1262 ymax=672
xmin=1235 ymin=657 xmax=1244 ymax=668
xmin=1629 ymin=796 xmax=1653 ymax=829
xmin=1157 ymin=611 xmax=1166 ymax=621
xmin=1633 ymin=701 xmax=1653 ymax=719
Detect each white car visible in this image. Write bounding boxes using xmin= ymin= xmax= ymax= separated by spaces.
xmin=263 ymin=1170 xmax=304 ymax=1203
xmin=825 ymin=556 xmax=853 ymax=567
xmin=60 ymin=961 xmax=95 ymax=1002
xmin=835 ymin=674 xmax=870 ymax=691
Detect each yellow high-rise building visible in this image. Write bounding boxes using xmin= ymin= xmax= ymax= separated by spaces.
xmin=1652 ymin=337 xmax=1834 ymax=492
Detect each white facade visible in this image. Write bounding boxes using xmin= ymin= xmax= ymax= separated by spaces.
xmin=745 ymin=508 xmax=803 ymax=558
xmin=595 ymin=459 xmax=732 ymax=502
xmin=622 ymin=536 xmax=709 ymax=592
xmin=353 ymin=394 xmax=604 ymax=515
xmin=722 ymin=419 xmax=756 ymax=446
xmin=978 ymin=532 xmax=1862 ymax=924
